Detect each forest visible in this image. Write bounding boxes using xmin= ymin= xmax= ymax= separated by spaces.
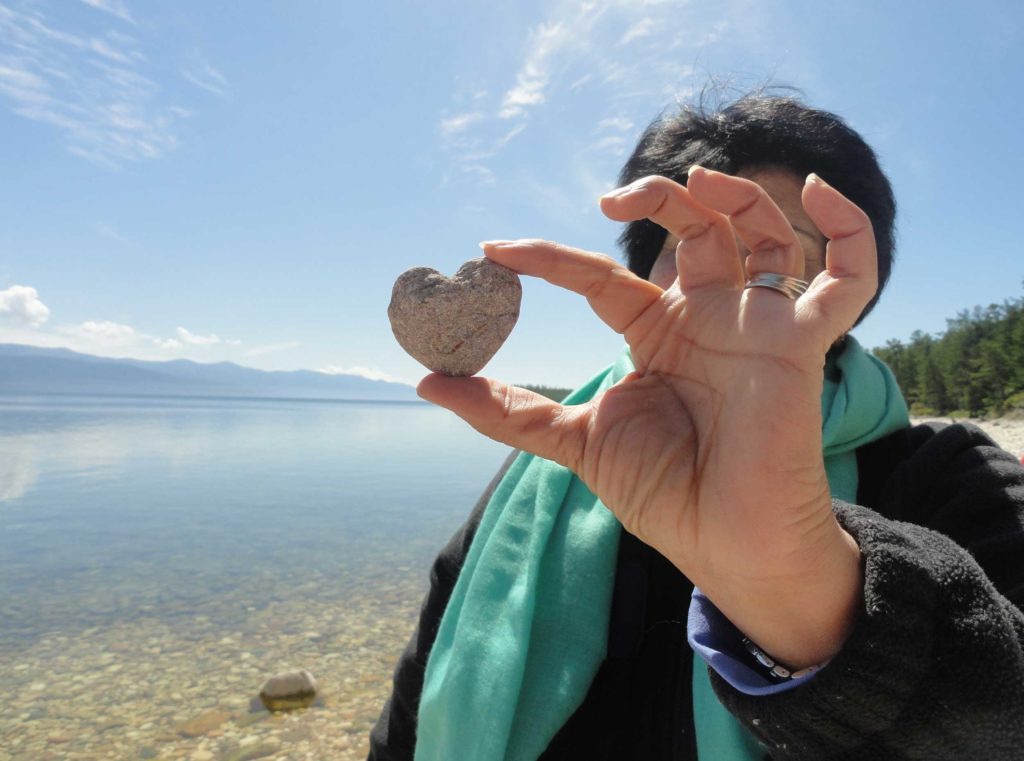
xmin=872 ymin=286 xmax=1024 ymax=418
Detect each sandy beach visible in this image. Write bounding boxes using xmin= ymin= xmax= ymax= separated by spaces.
xmin=911 ymin=414 xmax=1024 ymax=460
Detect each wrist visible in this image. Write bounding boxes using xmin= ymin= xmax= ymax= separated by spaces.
xmin=702 ymin=522 xmax=864 ymax=669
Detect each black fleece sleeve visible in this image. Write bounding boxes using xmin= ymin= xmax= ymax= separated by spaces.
xmin=367 ymin=452 xmax=517 ymax=761
xmin=711 ymin=423 xmax=1024 ymax=760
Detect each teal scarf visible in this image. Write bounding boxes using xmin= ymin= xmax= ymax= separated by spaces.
xmin=416 ymin=336 xmax=908 ymax=761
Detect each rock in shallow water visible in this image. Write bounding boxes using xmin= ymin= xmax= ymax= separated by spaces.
xmin=176 ymin=708 xmax=232 ymax=737
xmin=258 ymin=669 xmax=317 ymax=711
xmin=388 ymin=257 xmax=522 ymax=376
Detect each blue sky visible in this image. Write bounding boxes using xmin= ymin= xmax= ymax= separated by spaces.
xmin=0 ymin=0 xmax=1021 ymax=388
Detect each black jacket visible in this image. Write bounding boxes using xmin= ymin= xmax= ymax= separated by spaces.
xmin=369 ymin=423 xmax=1024 ymax=760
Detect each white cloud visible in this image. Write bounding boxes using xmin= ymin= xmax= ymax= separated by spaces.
xmin=431 ymin=0 xmax=782 ymax=229
xmin=80 ymin=0 xmax=134 ymax=25
xmin=440 ymin=111 xmax=485 ymax=135
xmin=318 ymin=365 xmax=410 ymax=385
xmin=0 ymin=3 xmax=190 ymax=166
xmin=592 ymin=134 xmax=629 ymax=153
xmin=0 ymin=285 xmax=51 ymax=326
xmin=0 ymin=302 xmax=256 ymax=365
xmin=498 ymin=21 xmax=575 ymax=119
xmin=64 ymin=319 xmax=137 ymax=344
xmin=458 ymin=163 xmax=493 ymax=186
xmin=176 ymin=326 xmax=221 ymax=346
xmin=596 ymin=115 xmax=634 ymax=132
xmin=182 ymin=50 xmax=229 ymax=97
xmin=618 ymin=17 xmax=654 ymax=46
xmin=244 ymin=341 xmax=302 ymax=358
xmin=569 ymin=73 xmax=592 ymax=91
xmin=174 ymin=326 xmax=241 ymax=347
xmin=436 ymin=0 xmax=711 ymax=190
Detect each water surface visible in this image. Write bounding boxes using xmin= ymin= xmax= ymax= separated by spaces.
xmin=0 ymin=394 xmax=510 ymax=760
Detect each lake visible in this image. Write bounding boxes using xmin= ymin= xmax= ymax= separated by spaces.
xmin=0 ymin=394 xmax=511 ymax=760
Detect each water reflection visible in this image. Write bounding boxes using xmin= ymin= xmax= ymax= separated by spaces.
xmin=0 ymin=447 xmax=37 ymax=504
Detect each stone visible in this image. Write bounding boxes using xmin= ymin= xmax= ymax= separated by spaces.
xmin=176 ymin=708 xmax=232 ymax=737
xmin=388 ymin=257 xmax=522 ymax=376
xmin=221 ymin=740 xmax=281 ymax=761
xmin=258 ymin=669 xmax=317 ymax=711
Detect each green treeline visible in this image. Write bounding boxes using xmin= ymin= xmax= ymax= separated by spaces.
xmin=873 ymin=287 xmax=1024 ymax=417
xmin=521 ymin=384 xmax=573 ymax=402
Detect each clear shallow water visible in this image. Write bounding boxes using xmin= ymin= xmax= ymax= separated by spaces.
xmin=0 ymin=394 xmax=511 ymax=760
xmin=0 ymin=394 xmax=510 ymax=647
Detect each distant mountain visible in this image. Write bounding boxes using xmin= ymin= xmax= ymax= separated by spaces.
xmin=0 ymin=344 xmax=418 ymax=401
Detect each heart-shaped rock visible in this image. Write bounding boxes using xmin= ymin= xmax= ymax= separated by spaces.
xmin=388 ymin=257 xmax=522 ymax=376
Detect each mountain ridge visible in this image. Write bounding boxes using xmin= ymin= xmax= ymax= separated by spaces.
xmin=0 ymin=343 xmax=418 ymax=401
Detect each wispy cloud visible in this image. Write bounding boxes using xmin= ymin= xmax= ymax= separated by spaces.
xmin=498 ymin=16 xmax=594 ymax=120
xmin=0 ymin=285 xmax=51 ymax=326
xmin=596 ymin=115 xmax=634 ymax=133
xmin=436 ymin=0 xmax=711 ymax=192
xmin=44 ymin=319 xmax=240 ymax=356
xmin=176 ymin=326 xmax=239 ymax=346
xmin=59 ymin=319 xmax=138 ymax=345
xmin=618 ymin=17 xmax=655 ymax=46
xmin=318 ymin=365 xmax=411 ymax=385
xmin=244 ymin=341 xmax=302 ymax=358
xmin=80 ymin=0 xmax=134 ymax=25
xmin=182 ymin=50 xmax=229 ymax=97
xmin=0 ymin=1 xmax=220 ymax=167
xmin=435 ymin=0 xmax=751 ymax=214
xmin=94 ymin=221 xmax=129 ymax=243
xmin=440 ymin=111 xmax=485 ymax=135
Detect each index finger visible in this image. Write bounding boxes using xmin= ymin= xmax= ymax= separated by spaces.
xmin=479 ymin=239 xmax=664 ymax=338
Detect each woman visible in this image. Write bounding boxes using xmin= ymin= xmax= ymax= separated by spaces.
xmin=369 ymin=95 xmax=1024 ymax=760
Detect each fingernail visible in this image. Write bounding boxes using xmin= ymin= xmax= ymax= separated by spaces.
xmin=600 ymin=185 xmax=634 ymax=199
xmin=479 ymin=240 xmax=514 ymax=249
xmin=806 ymin=172 xmax=826 ymax=186
xmin=687 ymin=164 xmax=704 ymax=177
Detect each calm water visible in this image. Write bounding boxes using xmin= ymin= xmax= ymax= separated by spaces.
xmin=0 ymin=394 xmax=513 ymax=758
xmin=0 ymin=393 xmax=510 ymax=650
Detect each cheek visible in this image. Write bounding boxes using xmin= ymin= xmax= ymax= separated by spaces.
xmin=649 ymin=250 xmax=678 ymax=289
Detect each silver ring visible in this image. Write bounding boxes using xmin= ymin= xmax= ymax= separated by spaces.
xmin=744 ymin=272 xmax=809 ymax=300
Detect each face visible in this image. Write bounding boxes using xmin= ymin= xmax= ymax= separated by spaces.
xmin=647 ymin=167 xmax=829 ymax=290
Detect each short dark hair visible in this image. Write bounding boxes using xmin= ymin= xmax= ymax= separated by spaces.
xmin=617 ymin=94 xmax=896 ymax=323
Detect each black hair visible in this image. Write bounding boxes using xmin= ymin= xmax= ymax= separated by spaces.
xmin=617 ymin=94 xmax=896 ymax=323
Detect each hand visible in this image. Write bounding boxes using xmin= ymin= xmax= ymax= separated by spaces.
xmin=418 ymin=168 xmax=876 ymax=667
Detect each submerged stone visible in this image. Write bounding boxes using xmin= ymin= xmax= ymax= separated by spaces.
xmin=175 ymin=708 xmax=232 ymax=737
xmin=258 ymin=669 xmax=317 ymax=711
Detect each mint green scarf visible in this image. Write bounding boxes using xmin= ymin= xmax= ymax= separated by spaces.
xmin=416 ymin=336 xmax=908 ymax=761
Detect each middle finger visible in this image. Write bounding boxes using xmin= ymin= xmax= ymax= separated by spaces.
xmin=599 ymin=174 xmax=745 ymax=293
xmin=685 ymin=166 xmax=806 ymax=279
